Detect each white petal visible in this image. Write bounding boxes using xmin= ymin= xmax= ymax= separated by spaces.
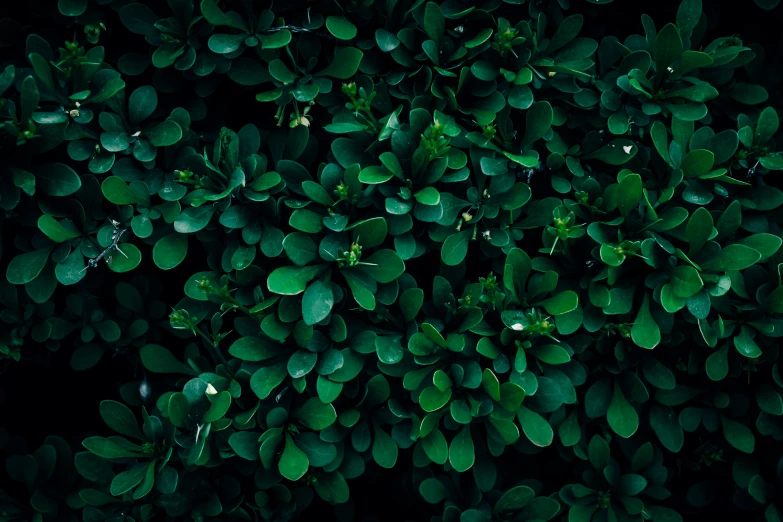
xmin=623 ymin=145 xmax=633 ymax=154
xmin=511 ymin=323 xmax=524 ymax=331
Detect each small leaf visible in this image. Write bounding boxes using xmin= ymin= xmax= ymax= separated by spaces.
xmin=152 ymin=233 xmax=188 ymax=270
xmin=316 ymin=48 xmax=363 ymax=79
xmin=100 ymin=401 xmax=145 ymax=440
xmin=326 ymin=17 xmax=357 ymax=40
xmin=607 ymin=382 xmax=639 ymax=438
xmin=448 ymin=426 xmax=475 ymax=472
xmin=631 ymin=294 xmax=661 ymax=349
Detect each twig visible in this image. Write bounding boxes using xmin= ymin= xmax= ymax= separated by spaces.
xmin=80 ymin=220 xmax=128 ymax=273
xmin=263 ymin=25 xmax=335 ymax=40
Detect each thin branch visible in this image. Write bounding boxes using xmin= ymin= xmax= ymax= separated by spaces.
xmin=80 ymin=220 xmax=128 ymax=273
xmin=263 ymin=25 xmax=335 ymax=40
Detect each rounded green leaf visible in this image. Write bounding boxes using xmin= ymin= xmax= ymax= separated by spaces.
xmin=326 ymin=17 xmax=357 ymax=40
xmin=107 ymin=244 xmax=142 ymax=273
xmin=449 ymin=426 xmax=475 ymax=472
xmin=441 ymin=230 xmax=471 ymax=266
xmin=153 ymin=233 xmax=188 ymax=270
xmin=7 ymin=249 xmax=50 ymax=285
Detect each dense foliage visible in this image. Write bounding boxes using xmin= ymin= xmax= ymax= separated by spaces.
xmin=2 ymin=0 xmax=783 ymax=520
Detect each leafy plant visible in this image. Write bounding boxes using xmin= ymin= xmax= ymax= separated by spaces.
xmin=2 ymin=0 xmax=783 ymax=520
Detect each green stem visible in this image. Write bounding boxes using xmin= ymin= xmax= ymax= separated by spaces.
xmin=195 ymin=326 xmax=235 ymax=378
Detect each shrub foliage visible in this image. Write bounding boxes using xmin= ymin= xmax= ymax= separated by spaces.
xmin=2 ymin=0 xmax=783 ymax=520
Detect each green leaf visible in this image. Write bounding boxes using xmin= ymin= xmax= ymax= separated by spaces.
xmin=676 ymin=0 xmax=702 ymax=36
xmin=153 ymin=233 xmax=188 ymax=270
xmin=739 ymin=233 xmax=782 ymax=261
xmin=268 ymin=59 xmax=297 ymax=84
xmin=37 ymin=215 xmax=79 ymax=243
xmin=168 ymin=392 xmax=190 ymax=428
xmin=376 ymin=29 xmax=400 ymax=52
xmin=422 ymin=429 xmax=448 ymax=465
xmin=546 ymin=14 xmax=583 ymax=54
xmin=653 ymin=23 xmax=683 ymax=71
xmin=279 ymin=433 xmax=309 ymax=480
xmin=631 ymin=294 xmax=661 ymax=349
xmin=528 ymin=344 xmax=571 ymax=365
xmin=326 ymin=17 xmax=357 ymax=40
xmin=147 ymin=120 xmax=182 ymax=147
xmin=441 ymin=230 xmax=471 ymax=266
xmin=359 ymin=249 xmax=405 ymax=283
xmin=649 ymin=406 xmax=683 ymax=452
xmin=140 ymin=344 xmax=196 ymax=375
xmin=517 ymin=406 xmax=553 ymax=447
xmin=420 ymin=386 xmax=452 ymax=412
xmin=671 ymin=266 xmax=703 ymax=298
xmin=537 ymin=291 xmax=579 ymax=316
xmin=267 ymin=265 xmax=325 ymax=295
xmin=617 ymin=173 xmax=642 ymax=216
xmin=756 ymin=107 xmax=779 ymax=145
xmin=295 ymin=398 xmax=337 ymax=430
xmin=302 ymin=278 xmax=334 ymax=325
xmin=701 ymin=245 xmax=761 ymax=271
xmin=521 ymin=101 xmax=553 ymax=149
xmin=174 ymin=206 xmax=215 ymax=233
xmin=128 ymin=85 xmax=157 ymax=125
xmin=420 ymin=477 xmax=448 ymax=503
xmin=229 ymin=431 xmax=260 ymax=460
xmin=585 ymin=139 xmax=638 ymax=165
xmin=763 ymin=286 xmax=783 ymax=313
xmin=102 ymin=176 xmax=141 ymax=205
xmin=465 ymin=28 xmax=493 ymax=49
xmin=83 ymin=436 xmax=144 ymax=459
xmin=415 ymin=187 xmax=440 ymax=205
xmin=494 ymin=486 xmax=535 ymax=516
xmin=7 ymin=249 xmax=50 ymax=285
xmin=372 ymin=425 xmax=398 ymax=469
xmin=681 ymin=149 xmax=715 ymax=178
xmin=283 ymin=233 xmax=318 ymax=266
xmin=119 ymin=3 xmax=158 ymax=34
xmin=359 ymin=166 xmax=394 ymax=184
xmin=686 ymin=207 xmax=713 ymax=254
xmin=498 ymin=382 xmax=526 ymax=411
xmin=424 ymin=2 xmax=445 ymax=44
xmin=100 ymin=401 xmax=145 ymax=441
xmin=250 ymin=362 xmax=288 ymax=399
xmin=107 ymin=244 xmax=142 ymax=273
xmin=607 ymin=382 xmax=639 ymax=438
xmin=734 ymin=325 xmax=761 ymax=358
xmin=59 ymin=0 xmax=88 ymax=16
xmin=33 ymin=164 xmax=81 ymax=196
xmin=316 ymin=48 xmax=363 ymax=79
xmin=449 ymin=426 xmax=475 ymax=472
xmin=110 ymin=465 xmax=147 ymax=496
xmin=721 ymin=415 xmax=755 ymax=454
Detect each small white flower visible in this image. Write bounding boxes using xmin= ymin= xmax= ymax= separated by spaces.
xmin=132 ymin=130 xmax=142 ymax=137
xmin=623 ymin=145 xmax=633 ymax=154
xmin=206 ymin=383 xmax=218 ymax=395
xmin=511 ymin=323 xmax=525 ymax=331
xmin=667 ymin=66 xmax=674 ymax=73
